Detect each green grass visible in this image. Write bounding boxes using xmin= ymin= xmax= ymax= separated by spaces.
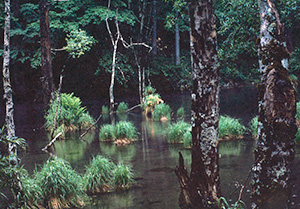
xmin=34 ymin=158 xmax=85 ymax=208
xmin=117 ymin=102 xmax=128 ymax=113
xmin=83 ymin=155 xmax=116 ymax=193
xmin=99 ymin=124 xmax=115 ymax=141
xmin=114 ymin=121 xmax=138 ymax=140
xmin=219 ymin=115 xmax=246 ymax=139
xmin=176 ymin=107 xmax=185 ymax=119
xmin=20 ymin=172 xmax=42 ymax=208
xmin=45 ymin=93 xmax=94 ymax=136
xmin=183 ymin=131 xmax=192 ymax=148
xmin=153 ymin=103 xmax=171 ymax=121
xmin=102 ymin=105 xmax=109 ymax=115
xmin=112 ymin=163 xmax=134 ymax=189
xmin=249 ymin=116 xmax=258 ymax=139
xmin=167 ymin=121 xmax=191 ymax=143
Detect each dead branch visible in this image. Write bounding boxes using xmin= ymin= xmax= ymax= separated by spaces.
xmin=80 ymin=114 xmax=102 ymax=139
xmin=126 ymin=104 xmax=141 ymax=112
xmin=42 ymin=132 xmax=62 ymax=151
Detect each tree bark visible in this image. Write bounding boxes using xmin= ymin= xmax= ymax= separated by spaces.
xmin=152 ymin=0 xmax=157 ymax=56
xmin=175 ymin=12 xmax=180 ymax=65
xmin=175 ymin=1 xmax=220 ymax=208
xmin=39 ymin=0 xmax=55 ymax=108
xmin=251 ymin=0 xmax=297 ymax=208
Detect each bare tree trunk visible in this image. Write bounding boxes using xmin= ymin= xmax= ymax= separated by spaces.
xmin=175 ymin=12 xmax=180 ymax=65
xmin=175 ymin=1 xmax=220 ymax=208
xmin=39 ymin=0 xmax=54 ymax=109
xmin=152 ymin=0 xmax=157 ymax=56
xmin=251 ymin=0 xmax=297 ymax=208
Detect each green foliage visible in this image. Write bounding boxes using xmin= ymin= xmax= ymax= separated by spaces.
xmin=296 ymin=102 xmax=300 ymax=121
xmin=218 ymin=196 xmax=247 ymax=209
xmin=153 ymin=103 xmax=171 ymax=121
xmin=176 ymin=107 xmax=185 ymax=119
xmin=219 ymin=115 xmax=246 ymax=139
xmin=45 ymin=93 xmax=94 ymax=136
xmin=164 ymin=0 xmax=189 ymax=32
xmin=249 ymin=116 xmax=258 ymax=139
xmin=183 ymin=131 xmax=192 ymax=149
xmin=83 ymin=155 xmax=116 ymax=193
xmin=295 ymin=128 xmax=300 ymax=144
xmin=143 ymin=87 xmax=163 ymax=113
xmin=34 ymin=158 xmax=85 ymax=208
xmin=99 ymin=124 xmax=115 ymax=142
xmin=102 ymin=105 xmax=109 ymax=115
xmin=145 ymin=86 xmax=157 ymax=96
xmin=117 ymin=102 xmax=129 ymax=113
xmin=114 ymin=121 xmax=138 ymax=140
xmin=20 ymin=172 xmax=42 ymax=208
xmin=112 ymin=163 xmax=134 ymax=189
xmin=65 ymin=28 xmax=96 ymax=58
xmin=167 ymin=121 xmax=191 ymax=144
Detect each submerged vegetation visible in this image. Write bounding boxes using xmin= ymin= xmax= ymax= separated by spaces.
xmin=219 ymin=115 xmax=246 ymax=139
xmin=45 ymin=93 xmax=94 ymax=137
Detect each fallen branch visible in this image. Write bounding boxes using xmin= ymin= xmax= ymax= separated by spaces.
xmin=80 ymin=114 xmax=102 ymax=139
xmin=42 ymin=132 xmax=62 ymax=151
xmin=126 ymin=104 xmax=141 ymax=112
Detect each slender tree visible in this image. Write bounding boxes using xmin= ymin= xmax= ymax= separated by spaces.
xmin=39 ymin=0 xmax=55 ymax=108
xmin=251 ymin=0 xmax=297 ymax=208
xmin=175 ymin=0 xmax=220 ymax=208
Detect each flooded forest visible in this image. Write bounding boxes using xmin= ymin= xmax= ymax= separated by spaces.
xmin=1 ymin=0 xmax=300 ymax=209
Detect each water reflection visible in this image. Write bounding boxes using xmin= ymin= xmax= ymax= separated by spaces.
xmin=100 ymin=143 xmax=136 ymax=163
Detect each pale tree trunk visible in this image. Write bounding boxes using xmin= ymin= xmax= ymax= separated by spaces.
xmin=152 ymin=0 xmax=157 ymax=56
xmin=175 ymin=12 xmax=180 ymax=65
xmin=39 ymin=0 xmax=54 ymax=109
xmin=251 ymin=0 xmax=297 ymax=208
xmin=175 ymin=0 xmax=220 ymax=208
xmin=109 ymin=36 xmax=118 ymax=112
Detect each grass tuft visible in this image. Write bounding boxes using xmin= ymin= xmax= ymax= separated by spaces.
xmin=153 ymin=103 xmax=171 ymax=121
xmin=117 ymin=102 xmax=128 ymax=113
xmin=219 ymin=115 xmax=246 ymax=139
xmin=249 ymin=116 xmax=258 ymax=139
xmin=176 ymin=107 xmax=185 ymax=119
xmin=83 ymin=155 xmax=116 ymax=194
xmin=114 ymin=121 xmax=138 ymax=140
xmin=99 ymin=124 xmax=115 ymax=142
xmin=167 ymin=121 xmax=191 ymax=144
xmin=102 ymin=105 xmax=109 ymax=115
xmin=183 ymin=131 xmax=192 ymax=149
xmin=112 ymin=163 xmax=135 ymax=189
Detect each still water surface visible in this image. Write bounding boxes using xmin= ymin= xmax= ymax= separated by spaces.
xmin=7 ymin=86 xmax=300 ymax=208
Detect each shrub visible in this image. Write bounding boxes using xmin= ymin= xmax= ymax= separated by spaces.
xmin=177 ymin=107 xmax=185 ymax=119
xmin=35 ymin=158 xmax=85 ymax=208
xmin=142 ymin=86 xmax=164 ymax=115
xmin=183 ymin=131 xmax=192 ymax=149
xmin=83 ymin=155 xmax=116 ymax=194
xmin=249 ymin=116 xmax=258 ymax=139
xmin=45 ymin=93 xmax=94 ymax=136
xmin=99 ymin=124 xmax=115 ymax=142
xmin=112 ymin=163 xmax=134 ymax=189
xmin=114 ymin=121 xmax=138 ymax=140
xmin=153 ymin=103 xmax=171 ymax=121
xmin=117 ymin=102 xmax=128 ymax=113
xmin=168 ymin=121 xmax=191 ymax=143
xmin=219 ymin=115 xmax=246 ymax=139
xmin=102 ymin=105 xmax=109 ymax=115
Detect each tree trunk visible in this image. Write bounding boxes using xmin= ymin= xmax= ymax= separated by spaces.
xmin=39 ymin=0 xmax=54 ymax=109
xmin=251 ymin=0 xmax=297 ymax=208
xmin=152 ymin=0 xmax=157 ymax=56
xmin=175 ymin=1 xmax=220 ymax=208
xmin=175 ymin=12 xmax=180 ymax=65
xmin=109 ymin=39 xmax=118 ymax=112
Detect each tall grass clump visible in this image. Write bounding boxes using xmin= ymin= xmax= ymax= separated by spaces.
xmin=249 ymin=116 xmax=258 ymax=139
xmin=176 ymin=107 xmax=185 ymax=119
xmin=102 ymin=105 xmax=109 ymax=115
xmin=117 ymin=102 xmax=128 ymax=113
xmin=83 ymin=155 xmax=116 ymax=194
xmin=112 ymin=163 xmax=134 ymax=189
xmin=168 ymin=121 xmax=191 ymax=143
xmin=153 ymin=103 xmax=171 ymax=121
xmin=219 ymin=115 xmax=246 ymax=139
xmin=114 ymin=121 xmax=138 ymax=141
xmin=19 ymin=172 xmax=42 ymax=208
xmin=183 ymin=131 xmax=192 ymax=149
xmin=99 ymin=124 xmax=115 ymax=142
xmin=45 ymin=93 xmax=94 ymax=137
xmin=34 ymin=158 xmax=85 ymax=208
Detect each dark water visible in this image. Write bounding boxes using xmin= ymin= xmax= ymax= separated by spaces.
xmin=2 ymin=86 xmax=300 ymax=208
